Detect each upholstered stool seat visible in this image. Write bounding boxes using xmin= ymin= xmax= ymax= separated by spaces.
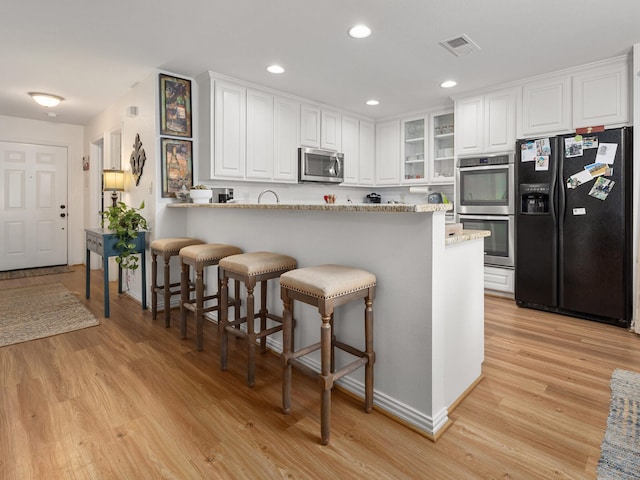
xmin=279 ymin=264 xmax=376 ymax=445
xmin=179 ymin=243 xmax=243 ymax=351
xmin=151 ymin=237 xmax=204 ymax=327
xmin=219 ymin=251 xmax=297 ymax=387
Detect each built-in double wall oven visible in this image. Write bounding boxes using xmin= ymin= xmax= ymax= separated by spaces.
xmin=455 ymin=153 xmax=515 ymax=267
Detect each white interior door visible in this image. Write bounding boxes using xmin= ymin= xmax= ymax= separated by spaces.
xmin=0 ymin=141 xmax=68 ymax=271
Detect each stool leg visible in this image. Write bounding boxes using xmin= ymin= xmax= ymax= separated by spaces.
xmin=246 ymin=283 xmax=256 ymax=387
xmin=195 ymin=266 xmax=204 ymax=351
xmin=330 ymin=313 xmax=335 ymax=373
xmin=364 ymin=294 xmax=375 ymax=414
xmin=163 ymin=255 xmax=171 ymax=328
xmin=259 ymin=280 xmax=267 ymax=353
xmin=180 ymin=262 xmax=189 ymax=339
xmin=320 ymin=311 xmax=333 ymax=445
xmin=234 ymin=280 xmax=241 ymax=327
xmin=281 ymin=290 xmax=293 ymax=415
xmin=151 ymin=252 xmax=158 ymax=320
xmin=220 ymin=271 xmax=229 ymax=371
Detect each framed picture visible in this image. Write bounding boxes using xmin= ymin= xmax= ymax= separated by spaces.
xmin=161 ymin=138 xmax=193 ymax=197
xmin=159 ymin=74 xmax=192 ymax=137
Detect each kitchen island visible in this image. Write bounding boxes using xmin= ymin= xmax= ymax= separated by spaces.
xmin=166 ymin=202 xmax=488 ymax=439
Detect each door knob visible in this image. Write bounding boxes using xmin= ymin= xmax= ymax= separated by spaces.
xmin=60 ymin=205 xmax=66 ymax=209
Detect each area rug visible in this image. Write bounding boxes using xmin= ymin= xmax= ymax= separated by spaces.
xmin=597 ymin=369 xmax=640 ymax=479
xmin=0 ymin=265 xmax=73 ymax=281
xmin=0 ymin=282 xmax=99 ymax=347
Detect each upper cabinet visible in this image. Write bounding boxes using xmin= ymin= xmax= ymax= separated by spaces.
xmin=214 ymin=80 xmax=246 ymax=178
xmin=456 ymin=88 xmax=516 ymax=156
xmin=519 ymin=75 xmax=572 ymax=137
xmin=430 ymin=110 xmax=455 ymax=183
xmin=342 ymin=116 xmax=375 ymax=186
xmin=401 ymin=116 xmax=427 ymax=183
xmin=321 ymin=109 xmax=342 ymax=151
xmin=375 ymin=120 xmax=400 ymax=185
xmin=359 ymin=121 xmax=375 ymax=186
xmin=572 ymin=61 xmax=629 ymax=129
xmin=246 ymin=88 xmax=274 ymax=180
xmin=300 ymin=103 xmax=320 ymax=148
xmin=518 ymin=57 xmax=629 ymax=138
xmin=273 ymin=96 xmax=300 ymax=183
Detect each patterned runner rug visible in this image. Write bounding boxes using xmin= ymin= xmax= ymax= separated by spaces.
xmin=0 ymin=265 xmax=73 ymax=281
xmin=598 ymin=369 xmax=640 ymax=479
xmin=0 ymin=282 xmax=99 ymax=347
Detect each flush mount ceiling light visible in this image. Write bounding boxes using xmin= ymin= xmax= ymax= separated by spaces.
xmin=348 ymin=24 xmax=371 ymax=39
xmin=440 ymin=80 xmax=457 ymax=88
xmin=266 ymin=64 xmax=285 ymax=74
xmin=29 ymin=92 xmax=64 ymax=107
xmin=366 ymin=99 xmax=379 ymax=106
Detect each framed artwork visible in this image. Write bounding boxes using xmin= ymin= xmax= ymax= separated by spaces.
xmin=159 ymin=74 xmax=192 ymax=137
xmin=161 ymin=138 xmax=193 ymax=197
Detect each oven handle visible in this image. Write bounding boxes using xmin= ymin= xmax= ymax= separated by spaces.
xmin=457 ymin=164 xmax=511 ymax=173
xmin=458 ymin=214 xmax=512 ymax=221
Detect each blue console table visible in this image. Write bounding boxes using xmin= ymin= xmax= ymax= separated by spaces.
xmin=85 ymin=228 xmax=147 ymax=318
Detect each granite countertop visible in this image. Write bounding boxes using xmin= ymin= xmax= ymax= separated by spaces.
xmin=445 ymin=229 xmax=491 ymax=245
xmin=166 ymin=202 xmax=453 ymax=213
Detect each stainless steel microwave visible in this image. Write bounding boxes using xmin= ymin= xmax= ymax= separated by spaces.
xmin=298 ymin=147 xmax=344 ymax=183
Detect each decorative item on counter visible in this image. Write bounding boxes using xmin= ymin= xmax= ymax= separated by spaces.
xmin=364 ymin=193 xmax=381 ymax=203
xmin=323 ymin=195 xmax=336 ymax=204
xmin=175 ymin=185 xmax=191 ymax=203
xmin=189 ymin=185 xmax=213 ymax=204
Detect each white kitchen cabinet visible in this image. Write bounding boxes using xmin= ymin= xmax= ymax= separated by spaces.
xmin=430 ymin=110 xmax=455 ymax=183
xmin=359 ymin=120 xmax=375 ymax=186
xmin=300 ymin=103 xmax=321 ymax=148
xmin=572 ymin=61 xmax=629 ymax=129
xmin=273 ymin=96 xmax=300 ymax=182
xmin=455 ymin=88 xmax=516 ymax=155
xmin=401 ymin=116 xmax=427 ymax=183
xmin=214 ymin=80 xmax=246 ymax=178
xmin=484 ymin=266 xmax=514 ymax=296
xmin=341 ymin=115 xmax=359 ymax=185
xmin=246 ymin=88 xmax=274 ymax=180
xmin=375 ymin=120 xmax=400 ymax=185
xmin=321 ymin=109 xmax=342 ymax=151
xmin=519 ymin=75 xmax=572 ymax=137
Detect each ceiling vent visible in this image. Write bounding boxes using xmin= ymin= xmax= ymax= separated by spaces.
xmin=440 ymin=34 xmax=480 ymax=57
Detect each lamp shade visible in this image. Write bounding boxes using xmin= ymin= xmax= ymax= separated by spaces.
xmin=103 ymin=169 xmax=125 ymax=191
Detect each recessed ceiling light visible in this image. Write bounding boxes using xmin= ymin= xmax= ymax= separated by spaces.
xmin=29 ymin=92 xmax=64 ymax=107
xmin=366 ymin=99 xmax=379 ymax=106
xmin=348 ymin=25 xmax=371 ymax=39
xmin=267 ymin=64 xmax=285 ymax=74
xmin=440 ymin=80 xmax=457 ymax=88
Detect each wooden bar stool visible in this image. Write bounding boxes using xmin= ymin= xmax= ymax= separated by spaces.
xmin=179 ymin=243 xmax=242 ymax=351
xmin=219 ymin=251 xmax=297 ymax=387
xmin=279 ymin=264 xmax=376 ymax=445
xmin=151 ymin=237 xmax=204 ymax=327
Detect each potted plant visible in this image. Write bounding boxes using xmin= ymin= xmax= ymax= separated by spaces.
xmin=189 ymin=184 xmax=213 ymax=203
xmin=101 ymin=201 xmax=148 ymax=270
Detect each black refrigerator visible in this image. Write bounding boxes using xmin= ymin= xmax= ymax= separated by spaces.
xmin=515 ymin=127 xmax=632 ymax=327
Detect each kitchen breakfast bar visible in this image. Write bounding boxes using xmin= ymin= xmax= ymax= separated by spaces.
xmin=166 ymin=201 xmax=489 ymax=439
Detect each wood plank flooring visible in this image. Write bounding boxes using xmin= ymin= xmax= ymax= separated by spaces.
xmin=1 ymin=268 xmax=639 ymax=479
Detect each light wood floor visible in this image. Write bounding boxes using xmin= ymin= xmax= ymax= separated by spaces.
xmin=1 ymin=268 xmax=639 ymax=479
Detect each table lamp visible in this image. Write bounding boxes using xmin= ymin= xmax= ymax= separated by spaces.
xmin=103 ymin=169 xmax=125 ymax=207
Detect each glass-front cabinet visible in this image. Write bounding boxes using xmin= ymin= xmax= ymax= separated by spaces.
xmin=431 ymin=110 xmax=455 ymax=183
xmin=401 ymin=117 xmax=427 ymax=182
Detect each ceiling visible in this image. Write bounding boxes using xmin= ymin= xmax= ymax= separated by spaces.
xmin=2 ymin=0 xmax=639 ymax=126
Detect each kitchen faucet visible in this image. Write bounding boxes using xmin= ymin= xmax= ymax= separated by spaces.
xmin=257 ymin=189 xmax=279 ymax=204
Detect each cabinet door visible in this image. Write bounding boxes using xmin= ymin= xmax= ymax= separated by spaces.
xmin=321 ymin=109 xmax=342 ymax=151
xmin=455 ymin=96 xmax=484 ymax=156
xmin=375 ymin=120 xmax=400 ymax=185
xmin=214 ymin=81 xmax=246 ymax=178
xmin=520 ymin=76 xmax=572 ymax=137
xmin=246 ymin=89 xmax=274 ymax=180
xmin=273 ymin=96 xmax=300 ymax=182
xmin=359 ymin=120 xmax=375 ymax=185
xmin=430 ymin=110 xmax=455 ymax=183
xmin=300 ymin=103 xmax=320 ymax=148
xmin=485 ymin=89 xmax=515 ymax=152
xmin=341 ymin=116 xmax=359 ymax=185
xmin=401 ymin=116 xmax=426 ymax=183
xmin=572 ymin=62 xmax=629 ymax=129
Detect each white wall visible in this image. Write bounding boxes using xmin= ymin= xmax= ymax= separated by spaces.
xmin=0 ymin=115 xmax=85 ymax=265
